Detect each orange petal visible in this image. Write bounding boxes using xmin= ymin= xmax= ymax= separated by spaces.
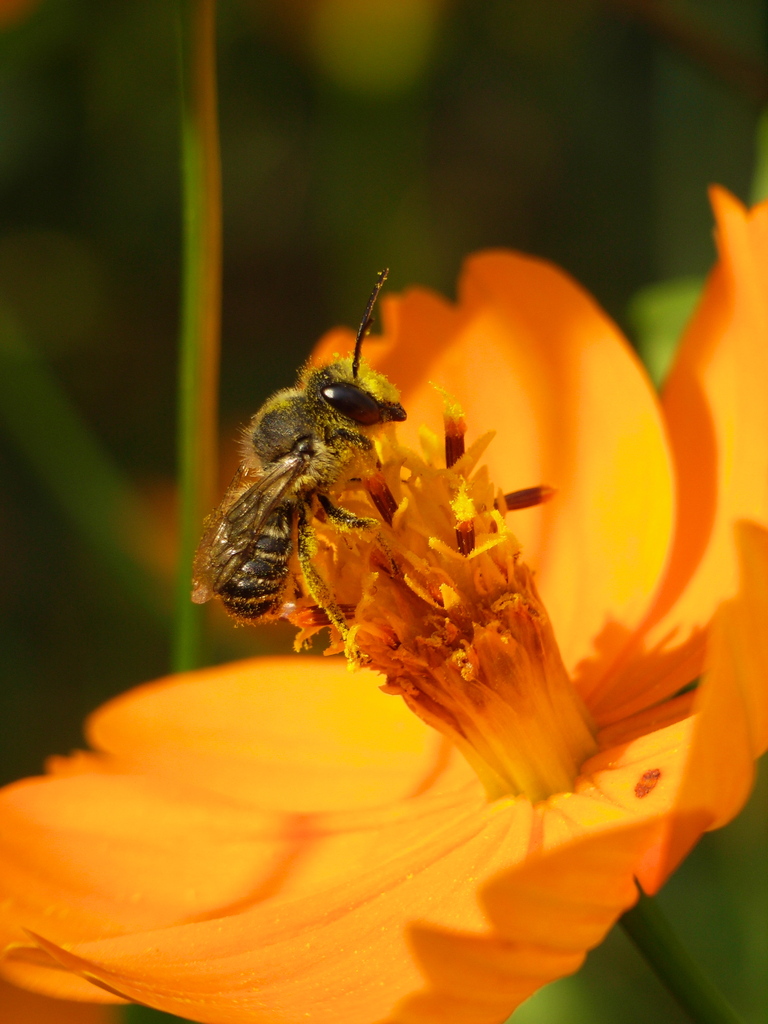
xmin=574 ymin=717 xmax=694 ymax=826
xmin=13 ymin=799 xmax=536 ymax=1020
xmin=0 ymin=658 xmax=490 ymax=997
xmin=679 ymin=603 xmax=753 ymax=829
xmin=596 ymin=688 xmax=696 ymax=748
xmin=392 ymin=822 xmax=656 ymax=1023
xmin=639 ymin=521 xmax=768 ymax=892
xmin=0 ymin=951 xmax=126 ymax=1005
xmin=80 ymin=656 xmax=466 ymax=813
xmin=389 ymin=930 xmax=581 ymax=1024
xmin=317 ymin=252 xmax=674 ymax=680
xmin=715 ymin=520 xmax=768 ymax=757
xmin=482 ymin=823 xmax=649 ymax=944
xmin=645 ymin=190 xmax=768 ymax=647
xmin=0 ymin=976 xmax=119 ymax=1021
xmin=583 ymin=622 xmax=706 ymax=727
xmin=0 ymin=771 xmax=306 ymax=947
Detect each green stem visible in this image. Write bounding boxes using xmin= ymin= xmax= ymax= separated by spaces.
xmin=620 ymin=890 xmax=745 ymax=1024
xmin=174 ymin=0 xmax=222 ymax=672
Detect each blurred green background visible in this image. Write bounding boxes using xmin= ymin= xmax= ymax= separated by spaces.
xmin=0 ymin=0 xmax=765 ymax=1021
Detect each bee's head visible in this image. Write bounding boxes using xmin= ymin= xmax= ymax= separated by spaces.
xmin=305 ymin=358 xmax=406 ymax=426
xmin=303 ymin=269 xmax=406 ymax=427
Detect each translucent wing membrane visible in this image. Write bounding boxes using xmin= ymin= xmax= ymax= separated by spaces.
xmin=191 ymin=453 xmax=309 ymax=602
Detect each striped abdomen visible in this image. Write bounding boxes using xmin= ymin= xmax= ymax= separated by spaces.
xmin=217 ymin=501 xmax=293 ymax=620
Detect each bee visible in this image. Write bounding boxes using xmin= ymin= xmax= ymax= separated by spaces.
xmin=191 ymin=270 xmax=405 ymax=635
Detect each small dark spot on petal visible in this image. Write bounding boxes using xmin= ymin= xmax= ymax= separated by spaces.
xmin=635 ymin=768 xmax=661 ymax=799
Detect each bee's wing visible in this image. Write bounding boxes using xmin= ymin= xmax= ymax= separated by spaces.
xmin=191 ymin=453 xmax=308 ymax=603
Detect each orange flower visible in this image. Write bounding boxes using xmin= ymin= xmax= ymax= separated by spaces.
xmin=1 ymin=187 xmax=767 ymax=1023
xmin=0 ymin=976 xmax=118 ymax=1024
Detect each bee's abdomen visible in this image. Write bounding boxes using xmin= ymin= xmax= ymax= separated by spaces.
xmin=218 ymin=505 xmax=293 ymax=620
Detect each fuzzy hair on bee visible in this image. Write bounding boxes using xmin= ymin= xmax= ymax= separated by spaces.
xmin=191 ymin=270 xmax=406 ymax=636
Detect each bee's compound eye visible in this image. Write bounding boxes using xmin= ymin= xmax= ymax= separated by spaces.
xmin=320 ymin=382 xmax=382 ymax=425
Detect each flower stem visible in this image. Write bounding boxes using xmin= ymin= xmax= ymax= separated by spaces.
xmin=173 ymin=0 xmax=221 ymax=672
xmin=620 ymin=890 xmax=745 ymax=1024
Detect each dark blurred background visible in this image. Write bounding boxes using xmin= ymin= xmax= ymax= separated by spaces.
xmin=0 ymin=1 xmax=765 ymax=1021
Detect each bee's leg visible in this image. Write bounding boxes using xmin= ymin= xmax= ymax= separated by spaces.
xmin=296 ymin=501 xmax=350 ymax=640
xmin=318 ymin=494 xmax=400 ymax=579
xmin=316 ymin=493 xmax=377 ymax=532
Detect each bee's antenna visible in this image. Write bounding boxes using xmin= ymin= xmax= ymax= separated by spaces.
xmin=352 ymin=268 xmax=389 ymax=379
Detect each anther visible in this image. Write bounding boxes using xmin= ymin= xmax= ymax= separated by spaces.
xmin=456 ymin=520 xmax=475 ymax=556
xmin=500 ymin=485 xmax=556 ymax=511
xmin=365 ymin=472 xmax=398 ymax=525
xmin=444 ymin=413 xmax=467 ymax=469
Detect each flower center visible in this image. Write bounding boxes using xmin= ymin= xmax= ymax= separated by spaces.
xmin=290 ymin=410 xmax=597 ymax=803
